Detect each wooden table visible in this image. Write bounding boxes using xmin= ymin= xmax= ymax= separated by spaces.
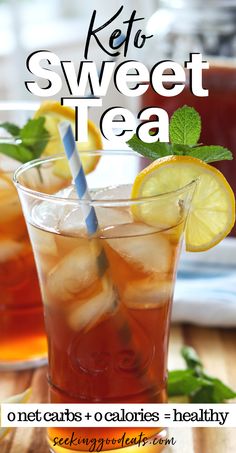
xmin=0 ymin=324 xmax=235 ymax=453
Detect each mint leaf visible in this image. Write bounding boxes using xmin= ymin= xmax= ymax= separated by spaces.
xmin=191 ymin=375 xmax=236 ymax=403
xmin=0 ymin=116 xmax=50 ymax=163
xmin=0 ymin=122 xmax=20 ymax=137
xmin=20 ymin=117 xmax=49 ymax=158
xmin=191 ymin=385 xmax=215 ymax=403
xmin=168 ymin=346 xmax=236 ymax=403
xmin=181 ymin=346 xmax=203 ymax=372
xmin=0 ymin=143 xmax=33 ymax=163
xmin=168 ymin=369 xmax=210 ymax=396
xmin=170 ymin=105 xmax=201 ymax=145
xmin=187 ymin=145 xmax=233 ymax=163
xmin=168 ymin=369 xmax=194 ymax=382
xmin=203 ymin=375 xmax=236 ymax=402
xmin=127 ymin=134 xmax=174 ymax=160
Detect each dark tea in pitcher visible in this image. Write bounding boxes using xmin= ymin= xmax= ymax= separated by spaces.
xmin=141 ymin=63 xmax=236 ymax=235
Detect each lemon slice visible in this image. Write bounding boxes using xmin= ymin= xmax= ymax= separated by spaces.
xmin=0 ymin=388 xmax=31 ymax=440
xmin=34 ymin=101 xmax=103 ymax=177
xmin=131 ymin=155 xmax=235 ymax=252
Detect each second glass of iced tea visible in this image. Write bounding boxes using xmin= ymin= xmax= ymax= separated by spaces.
xmin=0 ymin=104 xmax=70 ymax=369
xmin=14 ymin=152 xmax=196 ymax=452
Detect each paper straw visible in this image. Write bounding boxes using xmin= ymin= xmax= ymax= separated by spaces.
xmin=59 ymin=121 xmax=98 ymax=235
xmin=59 ymin=121 xmax=108 ymax=276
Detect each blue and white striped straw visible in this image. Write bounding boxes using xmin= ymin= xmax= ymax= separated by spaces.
xmin=59 ymin=121 xmax=108 ymax=276
xmin=59 ymin=121 xmax=99 ymax=236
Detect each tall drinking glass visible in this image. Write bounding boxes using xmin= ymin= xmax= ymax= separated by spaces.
xmin=0 ymin=104 xmax=67 ymax=370
xmin=14 ymin=152 xmax=196 ymax=452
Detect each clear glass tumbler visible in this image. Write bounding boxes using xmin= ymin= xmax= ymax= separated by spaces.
xmin=0 ymin=103 xmax=65 ymax=370
xmin=14 ymin=152 xmax=196 ymax=452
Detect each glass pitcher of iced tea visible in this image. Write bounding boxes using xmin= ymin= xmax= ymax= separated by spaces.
xmin=141 ymin=0 xmax=236 ymax=233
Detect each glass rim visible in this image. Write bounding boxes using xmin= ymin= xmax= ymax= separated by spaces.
xmin=13 ymin=151 xmax=197 ymax=207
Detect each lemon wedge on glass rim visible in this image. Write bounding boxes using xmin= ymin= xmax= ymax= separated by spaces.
xmin=131 ymin=155 xmax=235 ymax=252
xmin=34 ymin=101 xmax=103 ymax=177
xmin=0 ymin=388 xmax=31 ymax=440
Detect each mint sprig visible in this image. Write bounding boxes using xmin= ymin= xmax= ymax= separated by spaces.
xmin=168 ymin=346 xmax=236 ymax=403
xmin=127 ymin=105 xmax=233 ymax=163
xmin=0 ymin=117 xmax=49 ymax=163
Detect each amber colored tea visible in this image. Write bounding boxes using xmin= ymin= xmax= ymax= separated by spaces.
xmin=0 ymin=171 xmax=47 ymax=367
xmin=0 ymin=163 xmax=68 ymax=368
xmin=26 ymin=181 xmax=186 ymax=452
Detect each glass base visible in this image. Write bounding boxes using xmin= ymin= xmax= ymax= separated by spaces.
xmin=48 ymin=429 xmax=168 ymax=453
xmin=0 ymin=356 xmax=48 ymax=371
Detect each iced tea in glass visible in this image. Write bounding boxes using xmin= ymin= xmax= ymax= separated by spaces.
xmin=0 ymin=160 xmax=47 ymax=369
xmin=0 ymin=105 xmax=68 ymax=369
xmin=15 ymin=152 xmax=195 ymax=451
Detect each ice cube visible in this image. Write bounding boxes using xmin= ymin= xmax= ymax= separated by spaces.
xmin=29 ymin=228 xmax=57 ymax=256
xmin=55 ymin=235 xmax=85 ymax=255
xmin=59 ymin=205 xmax=131 ymax=236
xmin=55 ymin=184 xmax=131 ymax=202
xmin=58 ymin=184 xmax=132 ymax=234
xmin=63 ymin=184 xmax=132 ymax=234
xmin=107 ymin=223 xmax=172 ymax=273
xmin=31 ymin=185 xmax=76 ymax=232
xmin=94 ymin=184 xmax=131 ymax=201
xmin=32 ymin=201 xmax=61 ymax=231
xmin=58 ymin=207 xmax=87 ymax=236
xmin=29 ymin=227 xmax=58 ymax=274
xmin=67 ymin=279 xmax=117 ymax=331
xmin=46 ymin=243 xmax=98 ymax=302
xmin=123 ymin=277 xmax=173 ymax=309
xmin=0 ymin=240 xmax=23 ymax=263
xmin=32 ymin=184 xmax=132 ymax=235
xmin=97 ymin=207 xmax=132 ymax=229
